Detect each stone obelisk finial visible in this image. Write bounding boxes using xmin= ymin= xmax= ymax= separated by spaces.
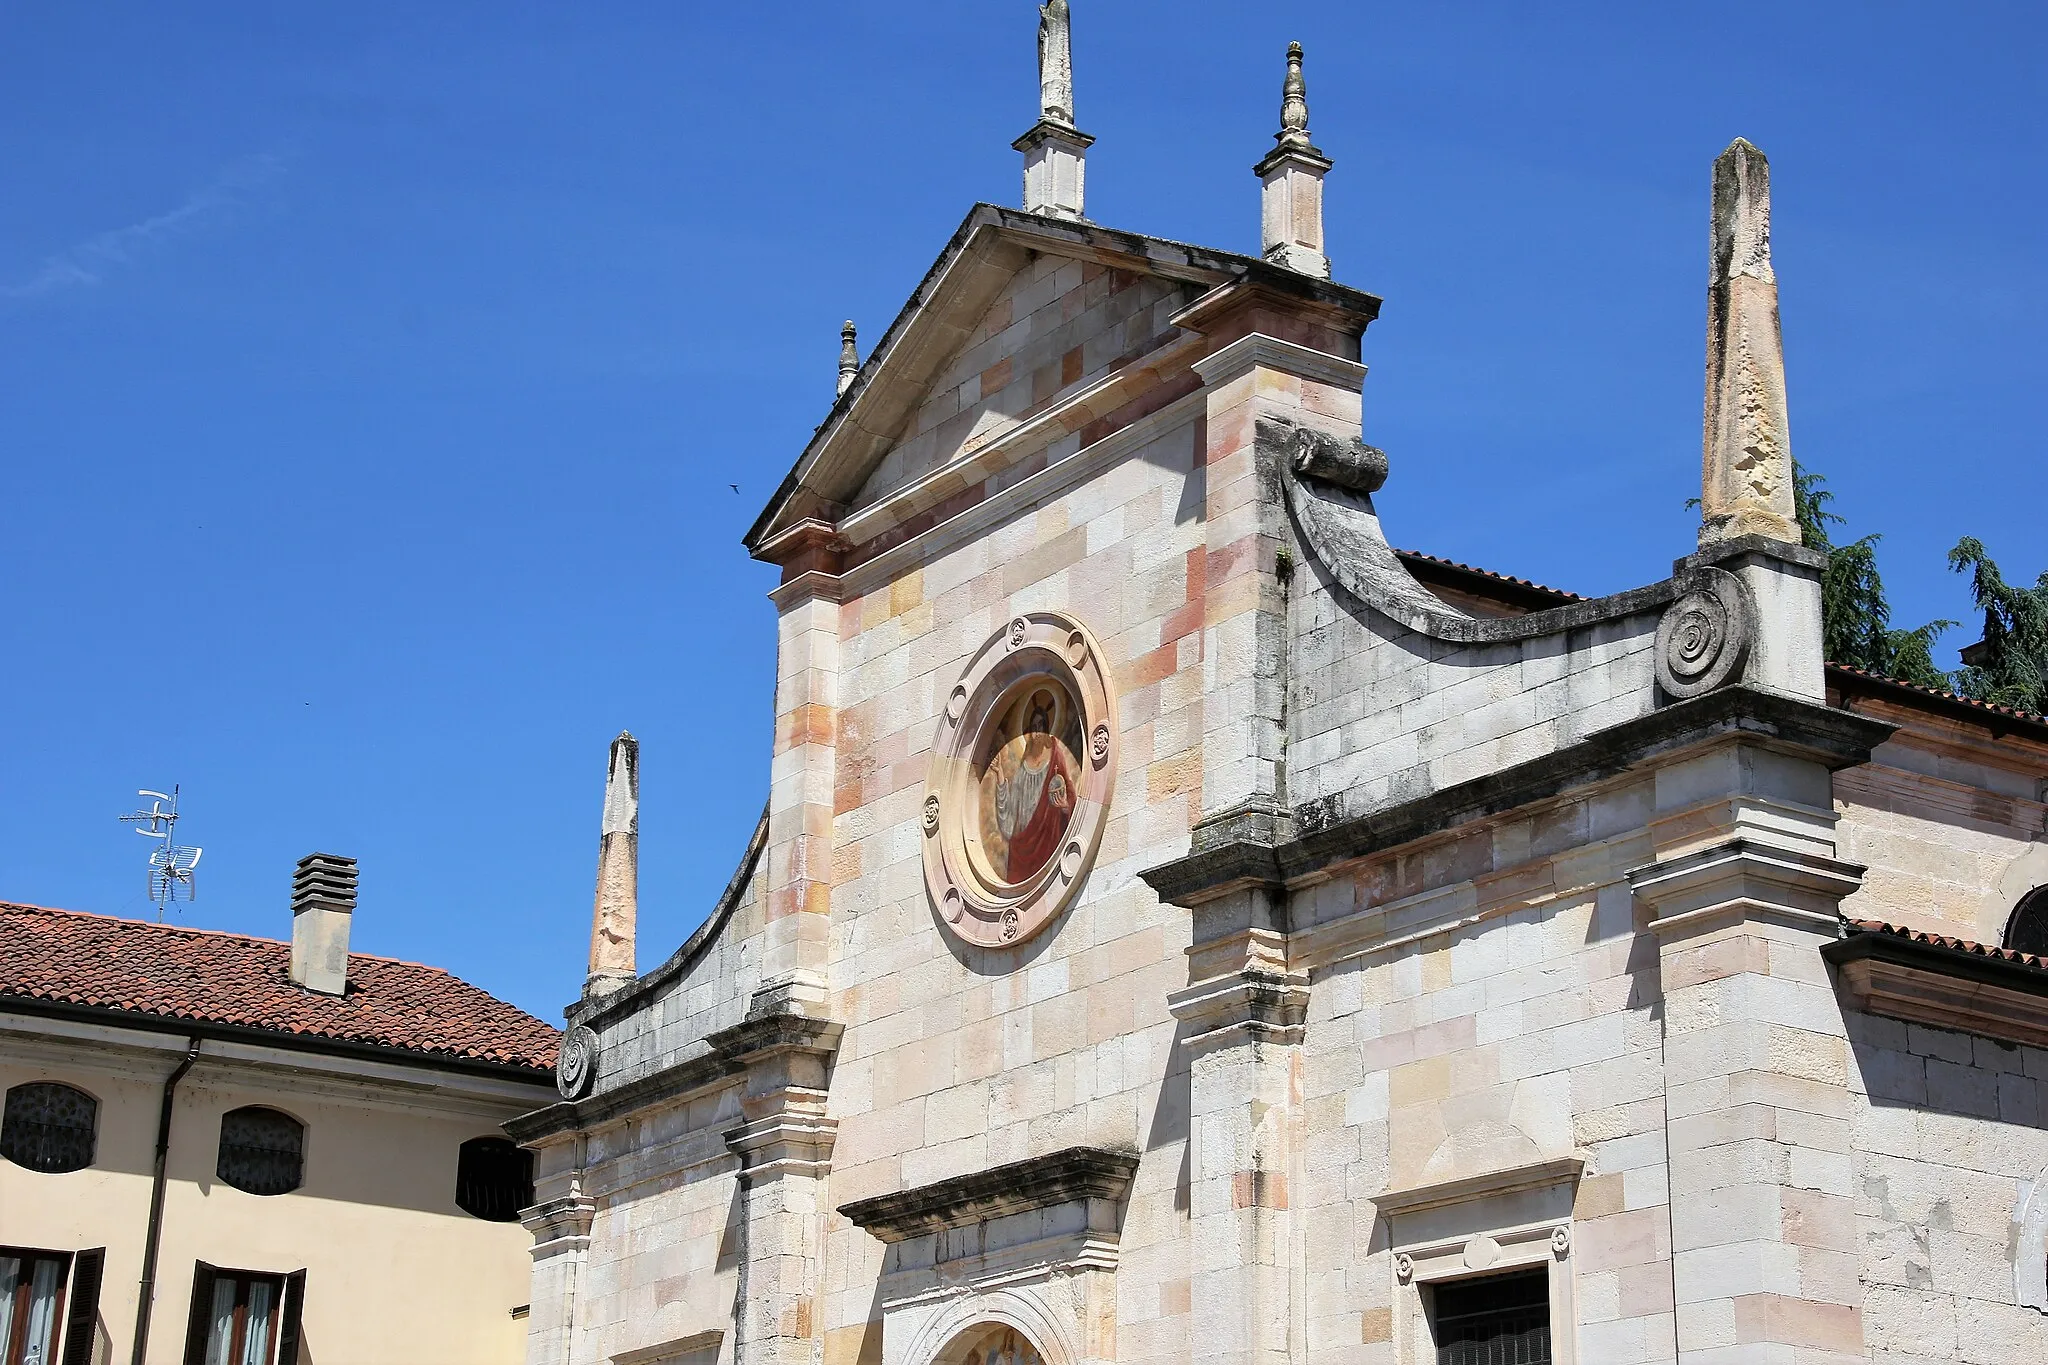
xmin=585 ymin=731 xmax=639 ymax=996
xmin=837 ymin=321 xmax=859 ymax=396
xmin=1699 ymin=139 xmax=1798 ymax=546
xmin=1255 ymin=42 xmax=1332 ymax=278
xmin=1015 ymin=0 xmax=1093 ymax=220
xmin=1038 ymin=0 xmax=1075 ymax=127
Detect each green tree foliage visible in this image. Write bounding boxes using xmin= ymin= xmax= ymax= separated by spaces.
xmin=1947 ymin=538 xmax=2048 ymax=714
xmin=1791 ymin=464 xmax=1953 ymax=690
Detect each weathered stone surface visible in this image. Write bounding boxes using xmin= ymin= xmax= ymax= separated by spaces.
xmin=1700 ymin=139 xmax=1798 ymax=548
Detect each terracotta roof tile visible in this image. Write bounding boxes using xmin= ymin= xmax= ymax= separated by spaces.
xmin=1393 ymin=549 xmax=1585 ymax=604
xmin=0 ymin=902 xmax=558 ymax=1074
xmin=1827 ymin=662 xmax=2047 ymax=729
xmin=1844 ymin=917 xmax=2047 ymax=972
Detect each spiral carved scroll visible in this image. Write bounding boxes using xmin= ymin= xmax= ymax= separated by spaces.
xmin=1655 ymin=569 xmax=1753 ymax=699
xmin=557 ymin=1024 xmax=600 ymax=1100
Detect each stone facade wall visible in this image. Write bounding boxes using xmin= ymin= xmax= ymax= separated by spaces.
xmin=568 ymin=1082 xmax=749 ymax=1358
xmin=1290 ymin=766 xmax=1678 ymax=1364
xmin=1288 ymin=564 xmax=1662 ymax=825
xmin=854 ymin=255 xmax=1195 ymax=513
xmin=588 ymin=869 xmax=766 ymax=1093
xmin=1848 ymin=1009 xmax=2048 ymax=1363
xmin=1833 ymin=705 xmax=2048 ymax=945
xmin=823 ymin=411 xmax=1207 ymax=1365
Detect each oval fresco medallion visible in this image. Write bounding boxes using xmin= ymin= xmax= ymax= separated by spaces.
xmin=924 ymin=611 xmax=1116 ymax=950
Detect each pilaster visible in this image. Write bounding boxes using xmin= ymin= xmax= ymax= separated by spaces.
xmin=520 ymin=1179 xmax=598 ymax=1365
xmin=1631 ymin=746 xmax=1868 ymax=1365
xmin=1189 ymin=332 xmax=1364 ymax=839
xmin=758 ymin=521 xmax=846 ymax=997
xmin=1168 ymin=888 xmax=1309 ymax=1365
xmin=715 ymin=1011 xmax=844 ymax=1365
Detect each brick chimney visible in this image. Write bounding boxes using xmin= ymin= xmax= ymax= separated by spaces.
xmin=289 ymin=853 xmax=358 ymax=996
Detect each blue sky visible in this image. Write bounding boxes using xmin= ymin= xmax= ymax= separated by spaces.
xmin=3 ymin=3 xmax=2042 ymax=1022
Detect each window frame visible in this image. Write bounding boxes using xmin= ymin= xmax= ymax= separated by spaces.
xmin=0 ymin=1245 xmax=73 ymax=1365
xmin=453 ymin=1135 xmax=534 ymax=1222
xmin=182 ymin=1263 xmax=304 ymax=1365
xmin=214 ymin=1106 xmax=306 ymax=1198
xmin=2004 ymin=883 xmax=2048 ymax=958
xmin=1380 ymin=1162 xmax=1580 ymax=1365
xmin=0 ymin=1081 xmax=100 ymax=1174
xmin=1424 ymin=1266 xmax=1553 ymax=1365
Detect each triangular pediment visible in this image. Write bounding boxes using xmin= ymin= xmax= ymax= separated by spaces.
xmin=744 ymin=204 xmax=1383 ymax=556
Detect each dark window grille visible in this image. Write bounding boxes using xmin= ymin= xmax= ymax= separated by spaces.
xmin=454 ymin=1137 xmax=533 ymax=1222
xmin=1432 ymin=1268 xmax=1552 ymax=1365
xmin=2008 ymin=886 xmax=2048 ymax=958
xmin=1 ymin=1083 xmax=97 ymax=1174
xmin=216 ymin=1108 xmax=304 ymax=1197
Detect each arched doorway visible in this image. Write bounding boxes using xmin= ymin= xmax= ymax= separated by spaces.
xmin=943 ymin=1323 xmax=1047 ymax=1365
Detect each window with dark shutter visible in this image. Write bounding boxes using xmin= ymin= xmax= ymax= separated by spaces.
xmin=454 ymin=1137 xmax=534 ymax=1222
xmin=2007 ymin=885 xmax=2048 ymax=958
xmin=181 ymin=1264 xmax=285 ymax=1365
xmin=1430 ymin=1268 xmax=1552 ymax=1365
xmin=59 ymin=1248 xmax=102 ymax=1365
xmin=216 ymin=1108 xmax=304 ymax=1197
xmin=0 ymin=1084 xmax=98 ymax=1174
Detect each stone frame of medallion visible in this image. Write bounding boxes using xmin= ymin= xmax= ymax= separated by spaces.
xmin=1377 ymin=1158 xmax=1582 ymax=1365
xmin=924 ymin=611 xmax=1118 ymax=950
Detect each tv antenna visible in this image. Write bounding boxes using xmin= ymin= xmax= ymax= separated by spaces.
xmin=120 ymin=786 xmax=202 ymax=920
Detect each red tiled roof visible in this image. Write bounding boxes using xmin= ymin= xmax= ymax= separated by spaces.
xmin=1394 ymin=549 xmax=1585 ymax=604
xmin=0 ymin=902 xmax=558 ymax=1074
xmin=1844 ymin=917 xmax=2047 ymax=973
xmin=1827 ymin=662 xmax=2048 ymax=732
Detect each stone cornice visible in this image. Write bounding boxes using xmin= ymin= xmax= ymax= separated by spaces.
xmin=1142 ymin=686 xmax=1896 ymax=908
xmin=1629 ymin=838 xmax=1866 ymax=937
xmin=1825 ymin=928 xmax=2048 ymax=1049
xmin=838 ymin=1146 xmax=1140 ymax=1244
xmin=1188 ymin=331 xmax=1365 ymax=391
xmin=518 ymin=1194 xmax=598 ymax=1258
xmin=1166 ymin=968 xmax=1311 ymax=1049
xmin=506 ymin=1012 xmax=842 ymax=1146
xmin=1375 ymin=1156 xmax=1585 ymax=1218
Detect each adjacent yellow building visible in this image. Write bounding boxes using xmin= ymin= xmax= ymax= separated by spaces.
xmin=0 ymin=856 xmax=557 ymax=1365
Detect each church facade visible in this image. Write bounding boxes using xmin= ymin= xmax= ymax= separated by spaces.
xmin=508 ymin=12 xmax=2048 ymax=1364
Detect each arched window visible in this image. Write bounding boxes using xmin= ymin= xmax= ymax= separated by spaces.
xmin=0 ymin=1081 xmax=98 ymax=1173
xmin=217 ymin=1107 xmax=304 ymax=1196
xmin=455 ymin=1137 xmax=533 ymax=1221
xmin=2007 ymin=885 xmax=2048 ymax=958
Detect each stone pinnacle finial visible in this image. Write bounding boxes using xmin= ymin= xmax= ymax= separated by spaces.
xmin=586 ymin=731 xmax=639 ymax=994
xmin=1015 ymin=0 xmax=1093 ymax=220
xmin=1038 ymin=0 xmax=1075 ymax=127
xmin=1276 ymin=40 xmax=1314 ymax=152
xmin=1254 ymin=40 xmax=1331 ymax=278
xmin=837 ymin=321 xmax=859 ymax=397
xmin=1699 ymin=138 xmax=1798 ymax=546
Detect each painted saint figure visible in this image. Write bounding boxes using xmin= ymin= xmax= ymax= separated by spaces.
xmin=977 ymin=685 xmax=1080 ymax=884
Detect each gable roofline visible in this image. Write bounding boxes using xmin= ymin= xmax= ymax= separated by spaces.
xmin=743 ymin=203 xmax=1383 ymax=554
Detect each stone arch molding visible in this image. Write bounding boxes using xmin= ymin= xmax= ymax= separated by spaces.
xmin=2017 ymin=1164 xmax=2048 ymax=1313
xmin=905 ymin=1288 xmax=1081 ymax=1365
xmin=1981 ymin=841 xmax=2048 ymax=949
xmin=924 ymin=610 xmax=1117 ymax=950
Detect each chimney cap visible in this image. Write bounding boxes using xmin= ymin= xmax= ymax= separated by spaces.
xmin=292 ymin=853 xmax=358 ymax=914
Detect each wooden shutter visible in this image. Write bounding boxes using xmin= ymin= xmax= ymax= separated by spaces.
xmin=277 ymin=1269 xmax=306 ymax=1365
xmin=60 ymin=1248 xmax=104 ymax=1365
xmin=182 ymin=1262 xmax=218 ymax=1365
